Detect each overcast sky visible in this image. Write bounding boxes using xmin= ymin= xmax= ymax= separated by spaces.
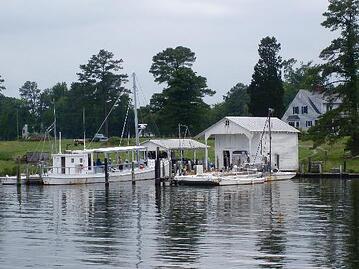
xmin=0 ymin=0 xmax=334 ymax=106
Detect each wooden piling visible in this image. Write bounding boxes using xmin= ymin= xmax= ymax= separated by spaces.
xmin=16 ymin=157 xmax=21 ymax=186
xmin=104 ymin=158 xmax=109 ymax=186
xmin=131 ymin=161 xmax=135 ymax=185
xmin=25 ymin=164 xmax=30 ymax=185
xmin=155 ymin=147 xmax=161 ymax=186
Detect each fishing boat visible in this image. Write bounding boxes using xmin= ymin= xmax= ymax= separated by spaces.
xmin=41 ymin=146 xmax=169 ymax=185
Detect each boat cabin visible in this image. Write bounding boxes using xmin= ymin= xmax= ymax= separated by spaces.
xmin=50 ymin=146 xmax=149 ymax=175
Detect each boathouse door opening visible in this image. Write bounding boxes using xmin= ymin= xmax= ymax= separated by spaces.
xmin=223 ymin=151 xmax=230 ymax=169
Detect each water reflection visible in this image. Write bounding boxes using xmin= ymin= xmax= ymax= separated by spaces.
xmin=0 ymin=178 xmax=358 ymax=268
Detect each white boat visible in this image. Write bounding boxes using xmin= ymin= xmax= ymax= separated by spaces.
xmin=266 ymin=171 xmax=296 ymax=181
xmin=42 ymin=146 xmax=169 ymax=185
xmin=0 ymin=174 xmax=41 ymax=185
xmin=174 ymin=170 xmax=265 ymax=186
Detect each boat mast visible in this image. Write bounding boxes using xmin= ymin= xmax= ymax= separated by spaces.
xmin=53 ymin=101 xmax=57 ymax=153
xmin=268 ymin=108 xmax=273 ymax=174
xmin=83 ymin=107 xmax=86 ymax=150
xmin=132 ymin=73 xmax=139 ymax=146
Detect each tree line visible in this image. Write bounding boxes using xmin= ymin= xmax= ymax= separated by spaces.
xmin=0 ymin=0 xmax=357 ymax=154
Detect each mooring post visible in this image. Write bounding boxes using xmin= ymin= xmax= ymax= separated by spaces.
xmin=343 ymin=160 xmax=347 ymax=172
xmin=16 ymin=156 xmax=21 ymax=186
xmin=104 ymin=158 xmax=109 ymax=186
xmin=25 ymin=164 xmax=30 ymax=185
xmin=155 ymin=147 xmax=160 ymax=186
xmin=131 ymin=161 xmax=135 ymax=185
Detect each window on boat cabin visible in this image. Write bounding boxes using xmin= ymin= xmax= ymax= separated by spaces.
xmin=292 ymin=106 xmax=299 ymax=114
xmin=301 ymin=106 xmax=308 ymax=114
xmin=71 ymin=158 xmax=74 ymax=163
xmin=295 ymin=122 xmax=299 ymax=128
xmin=306 ymin=121 xmax=312 ymax=127
xmin=225 ymin=119 xmax=230 ymax=126
xmin=288 ymin=121 xmax=294 ymax=127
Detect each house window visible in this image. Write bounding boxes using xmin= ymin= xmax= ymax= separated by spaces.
xmin=327 ymin=104 xmax=333 ymax=111
xmin=301 ymin=106 xmax=308 ymax=114
xmin=80 ymin=158 xmax=83 ymax=163
xmin=295 ymin=122 xmax=299 ymax=128
xmin=71 ymin=158 xmax=74 ymax=163
xmin=292 ymin=106 xmax=299 ymax=114
xmin=306 ymin=121 xmax=313 ymax=127
xmin=225 ymin=119 xmax=230 ymax=126
xmin=288 ymin=122 xmax=294 ymax=127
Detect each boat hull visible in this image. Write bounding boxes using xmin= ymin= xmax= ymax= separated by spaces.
xmin=175 ymin=173 xmax=266 ymax=186
xmin=42 ymin=168 xmax=155 ymax=185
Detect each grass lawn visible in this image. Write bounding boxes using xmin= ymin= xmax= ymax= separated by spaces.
xmin=0 ymin=136 xmax=358 ymax=176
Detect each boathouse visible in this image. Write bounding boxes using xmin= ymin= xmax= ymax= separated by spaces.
xmin=196 ymin=117 xmax=299 ymax=171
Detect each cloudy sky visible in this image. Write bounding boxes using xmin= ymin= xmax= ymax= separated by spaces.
xmin=0 ymin=0 xmax=334 ymax=105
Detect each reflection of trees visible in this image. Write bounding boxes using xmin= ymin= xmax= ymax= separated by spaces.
xmin=154 ymin=186 xmax=209 ymax=266
xmin=255 ymin=183 xmax=287 ymax=269
xmin=76 ymin=184 xmax=134 ymax=266
xmin=345 ymin=181 xmax=359 ymax=269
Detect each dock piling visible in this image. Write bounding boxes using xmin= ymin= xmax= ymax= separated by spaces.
xmin=131 ymin=161 xmax=135 ymax=185
xmin=104 ymin=158 xmax=109 ymax=186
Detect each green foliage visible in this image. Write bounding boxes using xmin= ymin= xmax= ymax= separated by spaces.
xmin=317 ymin=0 xmax=359 ymax=155
xmin=149 ymin=46 xmax=215 ymax=135
xmin=248 ymin=36 xmax=285 ymax=117
xmin=76 ymin=49 xmax=129 ymax=137
xmin=149 ymin=46 xmax=196 ymax=83
xmin=282 ymin=60 xmax=326 ymax=107
xmin=0 ymin=74 xmax=5 ymax=93
xmin=211 ymin=83 xmax=249 ymax=121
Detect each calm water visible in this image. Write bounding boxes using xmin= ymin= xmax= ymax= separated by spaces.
xmin=0 ymin=178 xmax=358 ymax=269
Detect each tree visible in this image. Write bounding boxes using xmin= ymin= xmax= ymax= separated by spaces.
xmin=248 ymin=36 xmax=284 ymax=117
xmin=282 ymin=60 xmax=326 ymax=107
xmin=0 ymin=75 xmax=5 ymax=93
xmin=212 ymin=83 xmax=250 ymax=121
xmin=77 ymin=49 xmax=128 ymax=137
xmin=149 ymin=46 xmax=196 ymax=83
xmin=315 ymin=0 xmax=359 ymax=155
xmin=149 ymin=46 xmax=215 ymax=135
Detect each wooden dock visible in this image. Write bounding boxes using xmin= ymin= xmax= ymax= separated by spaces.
xmin=296 ymin=173 xmax=359 ymax=179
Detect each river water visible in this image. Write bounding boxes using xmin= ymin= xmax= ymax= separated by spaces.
xmin=0 ymin=178 xmax=358 ymax=269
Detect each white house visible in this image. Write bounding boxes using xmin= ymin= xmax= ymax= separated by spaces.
xmin=196 ymin=117 xmax=299 ymax=171
xmin=282 ymin=89 xmax=341 ymax=130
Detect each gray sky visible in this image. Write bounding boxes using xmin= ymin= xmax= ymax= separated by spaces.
xmin=0 ymin=0 xmax=334 ymax=106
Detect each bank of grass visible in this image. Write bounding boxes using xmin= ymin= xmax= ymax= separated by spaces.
xmin=0 ymin=136 xmax=358 ymax=176
xmin=299 ymin=136 xmax=359 ymax=173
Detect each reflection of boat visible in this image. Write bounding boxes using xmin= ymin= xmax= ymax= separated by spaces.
xmin=175 ymin=170 xmax=265 ymax=186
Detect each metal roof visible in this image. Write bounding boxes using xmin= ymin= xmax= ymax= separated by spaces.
xmin=141 ymin=139 xmax=208 ymax=151
xmin=71 ymin=146 xmax=147 ymax=154
xmin=196 ymin=116 xmax=299 ymax=138
xmin=226 ymin=117 xmax=299 ymax=132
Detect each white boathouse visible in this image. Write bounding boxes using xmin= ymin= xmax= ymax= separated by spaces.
xmin=196 ymin=117 xmax=299 ymax=171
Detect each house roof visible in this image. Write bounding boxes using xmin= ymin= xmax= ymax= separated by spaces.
xmin=196 ymin=116 xmax=299 ymax=138
xmin=141 ymin=139 xmax=208 ymax=151
xmin=287 ymin=115 xmax=300 ymax=121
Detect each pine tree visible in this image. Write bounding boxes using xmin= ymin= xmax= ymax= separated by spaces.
xmin=248 ymin=37 xmax=284 ymax=117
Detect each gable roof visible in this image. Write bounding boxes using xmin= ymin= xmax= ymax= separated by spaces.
xmin=141 ymin=139 xmax=208 ymax=151
xmin=196 ymin=116 xmax=299 ymax=138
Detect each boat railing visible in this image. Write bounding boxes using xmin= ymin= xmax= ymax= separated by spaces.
xmin=44 ymin=160 xmax=150 ymax=175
